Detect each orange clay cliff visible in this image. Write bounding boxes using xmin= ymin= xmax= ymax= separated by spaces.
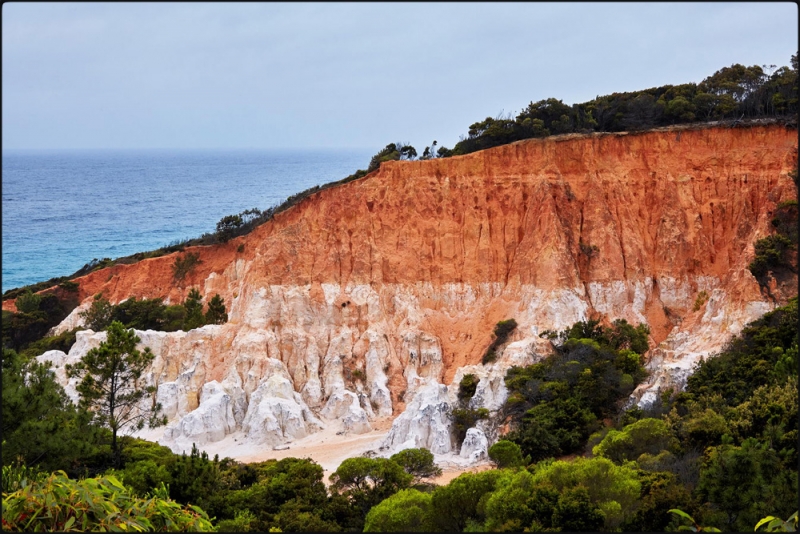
xmin=9 ymin=123 xmax=797 ymax=462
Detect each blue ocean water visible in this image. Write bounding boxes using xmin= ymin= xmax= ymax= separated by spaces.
xmin=2 ymin=148 xmax=373 ymax=293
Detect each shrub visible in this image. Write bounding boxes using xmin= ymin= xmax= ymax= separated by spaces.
xmin=488 ymin=440 xmax=529 ymax=468
xmin=693 ymin=290 xmax=709 ymax=311
xmin=503 ymin=319 xmax=649 ymax=461
xmin=482 ymin=318 xmax=517 ymax=364
xmin=111 ymin=296 xmax=169 ymax=331
xmin=430 ymin=470 xmax=504 ymax=532
xmin=15 ymin=290 xmax=42 ymax=314
xmin=58 ymin=280 xmax=80 ymax=292
xmin=389 ymin=448 xmax=442 ymax=483
xmin=749 ymin=234 xmax=794 ymax=280
xmin=172 ymin=252 xmax=202 ymax=282
xmin=351 ymin=368 xmax=366 ymax=382
xmin=183 ymin=288 xmax=205 ymax=330
xmin=458 ymin=373 xmax=479 ymax=402
xmin=19 ymin=327 xmax=80 ymax=359
xmin=80 ymin=294 xmax=114 ymax=331
xmin=363 ymin=488 xmax=434 ymax=532
xmin=1 ymin=471 xmax=214 ymax=531
xmin=216 ymin=214 xmax=244 ymax=242
xmin=330 ymin=456 xmax=413 ymax=529
xmin=592 ymin=418 xmax=675 ymax=463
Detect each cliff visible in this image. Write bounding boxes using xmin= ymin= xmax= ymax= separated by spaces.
xmin=25 ymin=124 xmax=798 ymax=463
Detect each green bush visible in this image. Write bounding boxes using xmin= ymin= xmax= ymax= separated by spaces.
xmin=205 ymin=294 xmax=228 ymax=325
xmin=15 ymin=290 xmax=42 ymax=314
xmin=330 ymin=456 xmax=413 ymax=530
xmin=683 ymin=298 xmax=797 ymax=406
xmin=18 ymin=327 xmax=80 ymax=359
xmin=488 ymin=440 xmax=529 ymax=468
xmin=458 ymin=373 xmax=479 ymax=402
xmin=363 ymin=488 xmax=434 ymax=532
xmin=58 ymin=280 xmax=80 ymax=292
xmin=430 ymin=470 xmax=504 ymax=531
xmin=80 ymin=293 xmax=114 ymax=331
xmin=592 ymin=418 xmax=675 ymax=463
xmin=389 ymin=448 xmax=442 ymax=483
xmin=749 ymin=234 xmax=795 ymax=280
xmin=172 ymin=252 xmax=202 ymax=282
xmin=1 ymin=471 xmax=214 ymax=532
xmin=503 ymin=319 xmax=649 ymax=461
xmin=482 ymin=318 xmax=517 ymax=364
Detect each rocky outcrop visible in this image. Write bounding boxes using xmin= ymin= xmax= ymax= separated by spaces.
xmin=31 ymin=124 xmax=797 ymax=461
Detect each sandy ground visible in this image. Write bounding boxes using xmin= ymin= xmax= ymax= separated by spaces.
xmin=135 ymin=416 xmax=492 ymax=486
xmin=430 ymin=463 xmax=494 ymax=486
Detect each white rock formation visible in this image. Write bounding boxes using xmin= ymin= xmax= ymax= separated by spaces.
xmin=460 ymin=428 xmax=489 ymax=463
xmin=40 ymin=276 xmax=779 ymax=465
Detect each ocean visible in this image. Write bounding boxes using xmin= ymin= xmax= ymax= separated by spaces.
xmin=1 ymin=148 xmax=374 ymax=293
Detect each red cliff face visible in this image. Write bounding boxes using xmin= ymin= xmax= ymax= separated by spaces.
xmin=11 ymin=124 xmax=797 ymax=455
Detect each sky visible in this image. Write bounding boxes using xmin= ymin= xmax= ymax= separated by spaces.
xmin=2 ymin=2 xmax=797 ymax=151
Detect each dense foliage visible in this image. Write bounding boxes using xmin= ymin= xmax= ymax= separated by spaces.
xmin=504 ymin=319 xmax=650 ymax=461
xmin=3 ymin=302 xmax=798 ymax=531
xmin=2 ymin=286 xmax=81 ymax=355
xmin=1 ymin=468 xmax=214 ymax=532
xmin=482 ymin=318 xmax=518 ymax=364
xmin=80 ymin=289 xmax=228 ymax=333
xmin=749 ymin=199 xmax=798 ymax=287
xmin=449 ymin=57 xmax=798 ymax=156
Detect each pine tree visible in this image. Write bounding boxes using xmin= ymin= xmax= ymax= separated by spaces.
xmin=183 ymin=288 xmax=204 ymax=330
xmin=66 ymin=321 xmax=166 ymax=468
xmin=204 ymin=294 xmax=228 ymax=325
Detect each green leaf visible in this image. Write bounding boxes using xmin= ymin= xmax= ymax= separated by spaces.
xmin=670 ymin=509 xmax=695 ymax=521
xmin=756 ymin=516 xmax=779 ymax=531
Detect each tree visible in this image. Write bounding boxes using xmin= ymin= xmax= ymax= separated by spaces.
xmin=389 ymin=448 xmax=442 ymax=484
xmin=367 ymin=144 xmax=400 ymax=173
xmin=551 ymin=486 xmax=605 ymax=532
xmin=15 ymin=290 xmax=42 ymax=314
xmin=458 ymin=373 xmax=479 ymax=402
xmin=528 ymin=456 xmax=642 ymax=530
xmin=430 ymin=469 xmax=504 ymax=531
xmin=363 ymin=488 xmax=435 ymax=532
xmin=80 ymin=293 xmax=114 ymax=331
xmin=172 ymin=252 xmax=202 ymax=282
xmin=2 ymin=348 xmax=98 ymax=475
xmin=697 ymin=439 xmax=797 ymax=531
xmin=216 ymin=214 xmax=244 ymax=242
xmin=66 ymin=321 xmax=166 ymax=468
xmin=169 ymin=444 xmax=221 ymax=514
xmin=592 ymin=418 xmax=675 ymax=463
xmin=330 ymin=457 xmax=412 ymax=529
xmin=204 ymin=294 xmax=228 ymax=325
xmin=488 ymin=440 xmax=529 ymax=468
xmin=183 ymin=288 xmax=204 ymax=330
xmin=399 ymin=144 xmax=417 ymax=160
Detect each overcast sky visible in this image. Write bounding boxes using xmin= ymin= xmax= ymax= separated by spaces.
xmin=2 ymin=2 xmax=797 ymax=151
